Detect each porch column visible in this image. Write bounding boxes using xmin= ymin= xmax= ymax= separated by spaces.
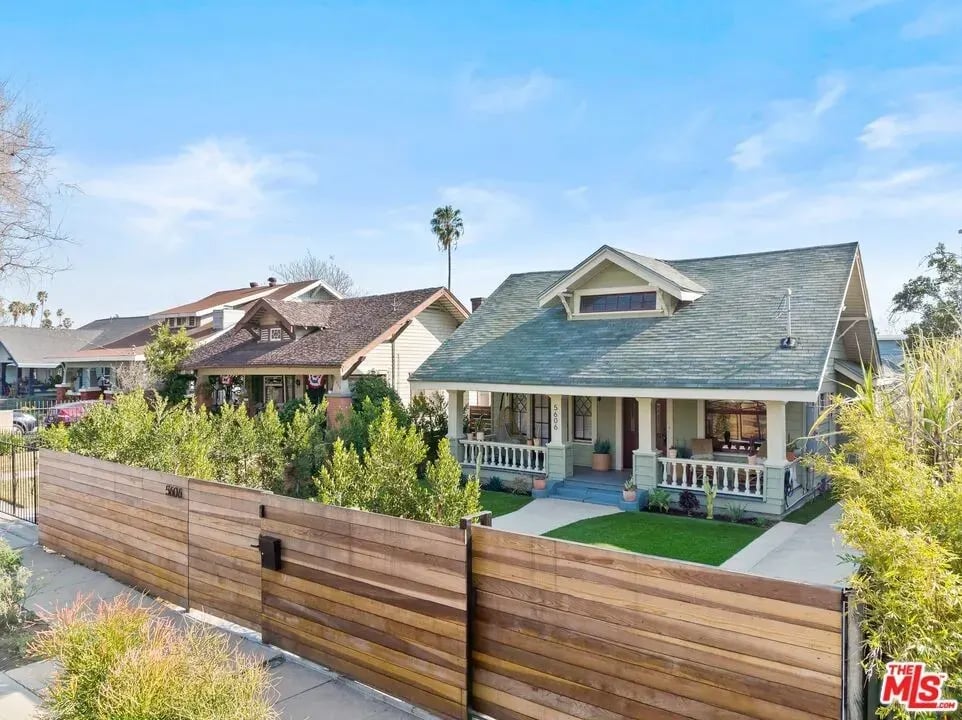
xmin=636 ymin=397 xmax=654 ymax=452
xmin=446 ymin=390 xmax=465 ymax=459
xmin=633 ymin=397 xmax=659 ymax=500
xmin=765 ymin=400 xmax=787 ymax=464
xmin=763 ymin=400 xmax=788 ymax=515
xmin=546 ymin=394 xmax=570 ymax=482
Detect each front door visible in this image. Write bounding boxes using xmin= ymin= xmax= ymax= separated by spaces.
xmin=622 ymin=398 xmax=637 ymax=468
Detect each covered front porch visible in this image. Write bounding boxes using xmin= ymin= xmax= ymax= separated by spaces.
xmin=442 ymin=388 xmax=818 ymax=517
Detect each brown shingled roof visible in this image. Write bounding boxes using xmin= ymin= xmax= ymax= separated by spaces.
xmin=183 ymin=287 xmax=465 ymax=371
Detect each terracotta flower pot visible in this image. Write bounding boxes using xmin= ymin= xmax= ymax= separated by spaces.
xmin=591 ymin=453 xmax=610 ymax=472
xmin=623 ymin=489 xmax=637 ymax=502
xmin=786 ymin=451 xmax=797 ymax=462
xmin=533 ymin=476 xmax=547 ymax=491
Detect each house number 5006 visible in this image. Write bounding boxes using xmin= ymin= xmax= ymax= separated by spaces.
xmin=552 ymin=403 xmax=560 ymax=430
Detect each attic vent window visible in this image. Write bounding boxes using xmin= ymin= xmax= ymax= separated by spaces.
xmin=269 ymin=328 xmax=283 ymax=342
xmin=579 ymin=291 xmax=656 ymax=314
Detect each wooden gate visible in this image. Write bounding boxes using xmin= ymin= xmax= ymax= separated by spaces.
xmin=186 ymin=478 xmax=264 ymax=630
xmin=259 ymin=494 xmax=469 ymax=719
xmin=470 ymin=527 xmax=844 ymax=720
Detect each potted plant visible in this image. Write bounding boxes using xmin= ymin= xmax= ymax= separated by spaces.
xmin=532 ymin=474 xmax=547 ymax=491
xmin=786 ymin=441 xmax=797 ymax=462
xmin=623 ymin=477 xmax=637 ymax=503
xmin=591 ymin=439 xmax=611 ymax=471
xmin=667 ymin=445 xmax=678 ymax=458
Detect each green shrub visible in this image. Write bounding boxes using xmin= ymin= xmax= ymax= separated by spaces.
xmin=409 ymin=391 xmax=447 ymax=463
xmin=592 ymin=438 xmax=611 ymax=454
xmin=724 ymin=502 xmax=747 ymax=523
xmin=350 ymin=372 xmax=409 ymax=425
xmin=647 ymin=488 xmax=672 ymax=513
xmin=678 ymin=489 xmax=699 ymax=515
xmin=0 ymin=538 xmax=29 ymax=630
xmin=283 ymin=399 xmax=328 ymax=497
xmin=32 ymin=594 xmax=277 ymax=720
xmin=816 ymin=336 xmax=962 ymax=714
xmin=317 ymin=400 xmax=480 ymax=525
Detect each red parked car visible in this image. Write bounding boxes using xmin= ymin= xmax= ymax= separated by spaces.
xmin=43 ymin=400 xmax=105 ymax=427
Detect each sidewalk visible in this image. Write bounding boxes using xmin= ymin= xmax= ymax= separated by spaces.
xmin=721 ymin=503 xmax=858 ymax=586
xmin=0 ymin=515 xmax=424 ymax=720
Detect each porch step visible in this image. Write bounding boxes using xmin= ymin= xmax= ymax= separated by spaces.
xmin=550 ymin=480 xmax=623 ymax=507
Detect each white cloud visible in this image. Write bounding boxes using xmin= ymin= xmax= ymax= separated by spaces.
xmin=80 ymin=138 xmax=315 ymax=246
xmin=860 ymin=93 xmax=962 ymax=149
xmin=458 ymin=69 xmax=556 ymax=114
xmin=730 ymin=75 xmax=847 ymax=170
xmin=902 ymin=4 xmax=962 ymax=38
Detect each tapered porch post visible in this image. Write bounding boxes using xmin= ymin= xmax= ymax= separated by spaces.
xmin=632 ymin=397 xmax=659 ymax=503
xmin=447 ymin=390 xmax=465 ymax=460
xmin=546 ymin=394 xmax=571 ymax=481
xmin=763 ymin=400 xmax=788 ymax=515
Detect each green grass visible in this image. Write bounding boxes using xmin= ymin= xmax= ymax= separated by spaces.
xmin=543 ymin=511 xmax=767 ymax=566
xmin=784 ymin=493 xmax=837 ymax=524
xmin=480 ymin=490 xmax=533 ymax=518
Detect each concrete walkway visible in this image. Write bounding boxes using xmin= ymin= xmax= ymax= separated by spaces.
xmin=721 ymin=503 xmax=858 ymax=586
xmin=0 ymin=516 xmax=425 ymax=720
xmin=493 ymin=497 xmax=621 ymax=535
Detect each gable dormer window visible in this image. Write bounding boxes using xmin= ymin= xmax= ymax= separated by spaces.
xmin=579 ymin=291 xmax=657 ymax=314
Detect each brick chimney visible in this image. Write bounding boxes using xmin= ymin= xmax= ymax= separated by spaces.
xmin=470 ymin=297 xmax=485 ymax=312
xmin=249 ymin=281 xmax=259 ymax=288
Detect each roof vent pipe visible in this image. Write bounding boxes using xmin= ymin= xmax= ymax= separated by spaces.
xmin=267 ymin=277 xmax=278 ymax=286
xmin=780 ymin=288 xmax=797 ymax=349
xmin=250 ymin=282 xmax=259 ymax=288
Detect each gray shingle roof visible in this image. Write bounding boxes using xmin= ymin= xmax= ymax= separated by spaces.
xmin=411 ymin=243 xmax=860 ymax=391
xmin=0 ymin=327 xmax=102 ymax=367
xmin=617 ymin=248 xmax=707 ymax=293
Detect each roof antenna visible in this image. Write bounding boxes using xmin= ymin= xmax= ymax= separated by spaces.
xmin=780 ymin=288 xmax=797 ymax=349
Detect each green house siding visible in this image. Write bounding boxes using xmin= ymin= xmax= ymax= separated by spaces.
xmin=671 ymin=399 xmax=699 ymax=450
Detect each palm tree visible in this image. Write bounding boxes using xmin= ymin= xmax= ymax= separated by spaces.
xmin=430 ymin=206 xmax=464 ymax=291
xmin=27 ymin=302 xmax=38 ymax=327
xmin=40 ymin=308 xmax=52 ymax=328
xmin=36 ymin=290 xmax=48 ymax=318
xmin=8 ymin=301 xmax=22 ymax=326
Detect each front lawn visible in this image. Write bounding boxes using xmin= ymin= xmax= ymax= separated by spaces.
xmin=480 ymin=490 xmax=532 ymax=518
xmin=783 ymin=492 xmax=836 ymax=524
xmin=543 ymin=511 xmax=767 ymax=566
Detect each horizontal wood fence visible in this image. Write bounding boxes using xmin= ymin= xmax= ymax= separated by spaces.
xmin=471 ymin=526 xmax=844 ymax=720
xmin=36 ymin=450 xmax=847 ymax=720
xmin=260 ymin=494 xmax=468 ymax=719
xmin=39 ymin=450 xmax=190 ymax=606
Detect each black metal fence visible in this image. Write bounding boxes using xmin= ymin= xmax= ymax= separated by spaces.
xmin=0 ymin=436 xmax=39 ymax=523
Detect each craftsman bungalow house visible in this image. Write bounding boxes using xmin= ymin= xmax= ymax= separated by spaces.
xmin=182 ymin=287 xmax=467 ymax=412
xmin=411 ymin=242 xmax=877 ymax=517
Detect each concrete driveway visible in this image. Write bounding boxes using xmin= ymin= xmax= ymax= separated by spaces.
xmin=493 ymin=498 xmax=621 ymax=535
xmin=721 ymin=503 xmax=858 ymax=586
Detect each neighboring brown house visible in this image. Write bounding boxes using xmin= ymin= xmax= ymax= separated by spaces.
xmin=182 ymin=287 xmax=468 ymax=410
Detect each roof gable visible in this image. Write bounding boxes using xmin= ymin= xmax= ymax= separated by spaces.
xmin=538 ymin=245 xmax=706 ymax=309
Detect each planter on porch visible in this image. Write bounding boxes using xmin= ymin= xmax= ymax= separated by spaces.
xmin=592 ymin=439 xmax=611 ymax=471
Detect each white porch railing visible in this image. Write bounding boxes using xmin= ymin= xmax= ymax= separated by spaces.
xmin=658 ymin=457 xmax=765 ymax=499
xmin=460 ymin=439 xmax=546 ymax=474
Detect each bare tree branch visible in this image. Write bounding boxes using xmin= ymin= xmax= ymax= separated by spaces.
xmin=269 ymin=251 xmax=357 ymax=296
xmin=0 ymin=81 xmax=71 ymax=283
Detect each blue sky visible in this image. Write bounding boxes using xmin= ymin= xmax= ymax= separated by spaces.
xmin=3 ymin=0 xmax=961 ymax=331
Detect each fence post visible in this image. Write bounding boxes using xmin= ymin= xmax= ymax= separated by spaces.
xmin=10 ymin=440 xmax=16 ymax=515
xmin=842 ymin=588 xmax=867 ymax=719
xmin=459 ymin=510 xmax=492 ymax=720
